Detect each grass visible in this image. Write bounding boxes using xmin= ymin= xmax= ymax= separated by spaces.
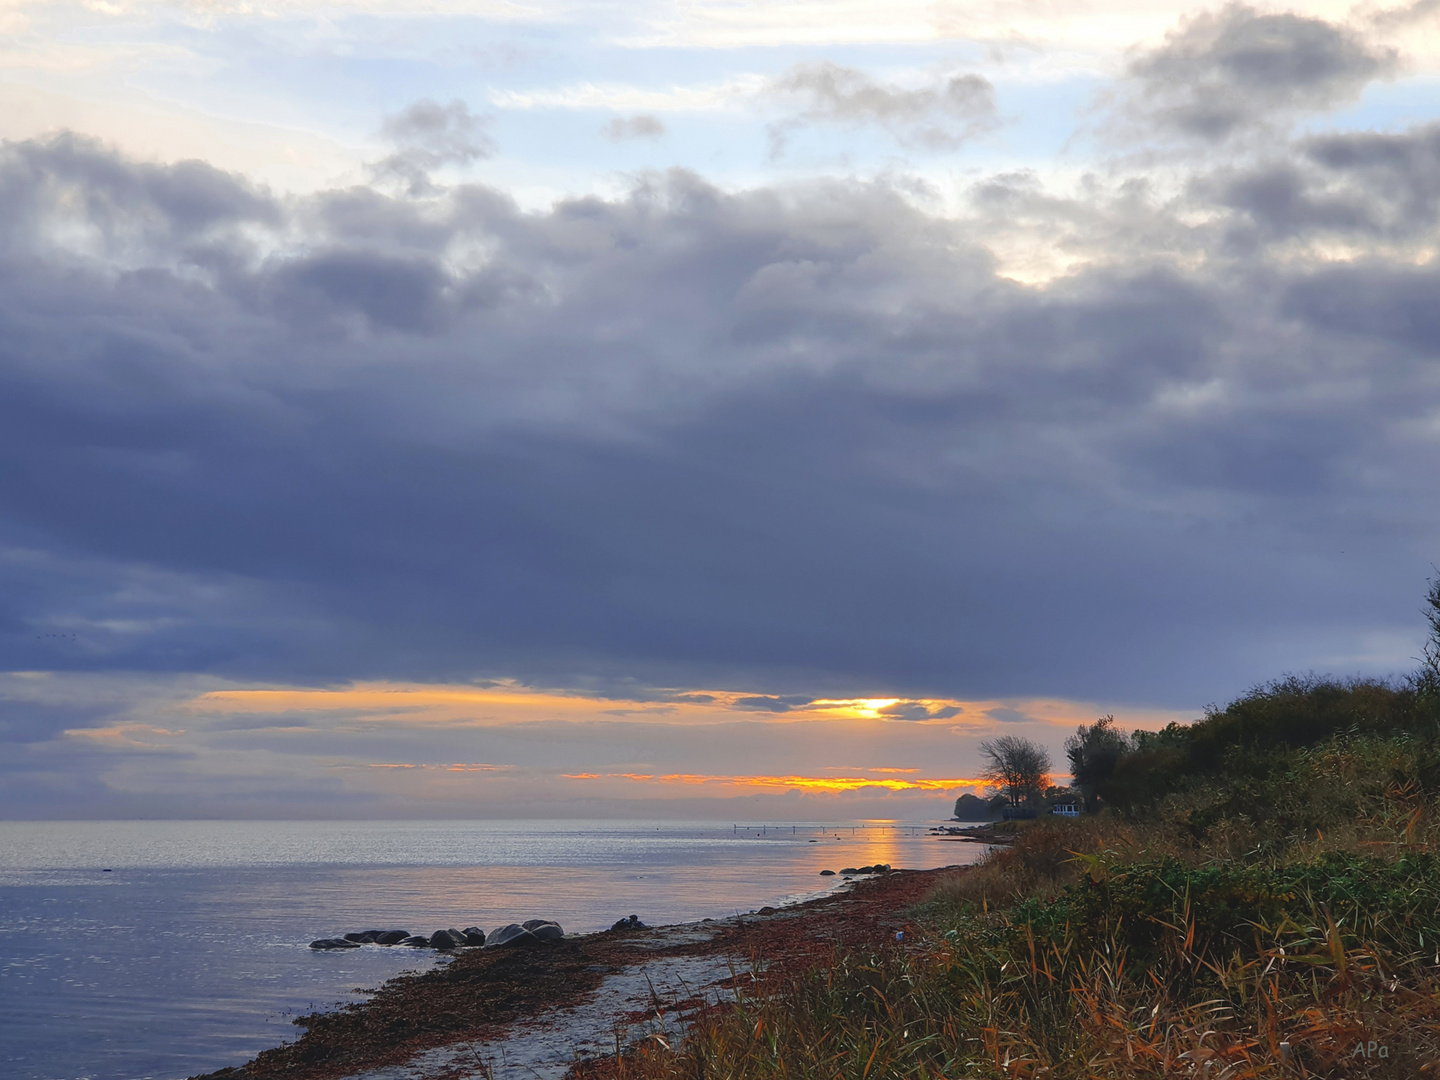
xmin=595 ymin=687 xmax=1440 ymax=1079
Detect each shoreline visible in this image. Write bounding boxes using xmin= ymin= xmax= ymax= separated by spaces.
xmin=194 ymin=865 xmax=969 ymax=1080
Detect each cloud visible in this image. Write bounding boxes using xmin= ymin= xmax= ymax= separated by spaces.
xmin=0 ymin=130 xmax=1436 ymax=733
xmin=732 ymin=695 xmax=816 ymax=713
xmin=986 ymin=706 xmax=1048 ymax=725
xmin=490 ymin=77 xmax=769 ymax=114
xmin=767 ymin=62 xmax=996 ymax=152
xmin=558 ymin=771 xmax=982 ymax=792
xmin=603 ymin=114 xmax=667 ymax=141
xmin=1368 ymin=0 xmax=1440 ymax=29
xmin=1125 ymin=5 xmax=1396 ymax=140
xmin=374 ymin=99 xmax=494 ymax=191
xmin=9 ymin=670 xmax=1159 ymax=816
xmin=878 ymin=701 xmax=964 ymax=721
xmin=380 ymin=99 xmax=496 ymax=164
xmin=1186 ymin=124 xmax=1440 ymax=250
xmin=0 ymin=132 xmax=276 ymax=265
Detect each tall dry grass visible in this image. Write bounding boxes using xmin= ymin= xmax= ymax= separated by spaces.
xmin=916 ymin=816 xmax=1144 ymax=911
xmin=602 ymin=733 xmax=1440 ymax=1079
xmin=610 ymin=908 xmax=1440 ymax=1078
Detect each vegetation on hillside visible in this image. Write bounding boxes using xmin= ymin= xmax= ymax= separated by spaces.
xmin=606 ymin=580 xmax=1440 ymax=1078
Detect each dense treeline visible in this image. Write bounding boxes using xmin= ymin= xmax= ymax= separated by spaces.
xmin=1086 ymin=674 xmax=1440 ymax=819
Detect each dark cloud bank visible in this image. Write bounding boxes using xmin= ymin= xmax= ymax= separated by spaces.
xmin=3 ymin=103 xmax=1440 ymax=734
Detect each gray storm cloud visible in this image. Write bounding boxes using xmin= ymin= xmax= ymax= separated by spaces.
xmin=1 ymin=113 xmax=1438 ymax=753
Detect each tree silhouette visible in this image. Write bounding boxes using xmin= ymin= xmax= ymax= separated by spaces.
xmin=1064 ymin=715 xmax=1132 ymax=812
xmin=1419 ymin=572 xmax=1440 ymax=696
xmin=977 ymin=735 xmax=1051 ymax=809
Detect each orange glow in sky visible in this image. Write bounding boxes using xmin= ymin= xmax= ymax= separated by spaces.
xmin=559 ymin=772 xmax=985 ymax=792
xmin=187 ymin=680 xmax=1187 ymax=730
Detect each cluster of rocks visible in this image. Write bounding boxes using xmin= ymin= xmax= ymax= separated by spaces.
xmin=819 ymin=863 xmax=892 ymax=877
xmin=310 ymin=919 xmax=563 ymax=951
xmin=608 ymin=914 xmax=648 ymax=932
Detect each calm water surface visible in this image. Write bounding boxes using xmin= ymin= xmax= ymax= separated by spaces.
xmin=0 ymin=820 xmax=981 ymax=1080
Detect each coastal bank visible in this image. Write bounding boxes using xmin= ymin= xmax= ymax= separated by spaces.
xmin=193 ymin=865 xmax=963 ymax=1080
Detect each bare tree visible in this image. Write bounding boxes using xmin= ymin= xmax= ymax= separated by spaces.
xmin=977 ymin=735 xmax=1051 ymax=809
xmin=1419 ymin=572 xmax=1440 ymax=696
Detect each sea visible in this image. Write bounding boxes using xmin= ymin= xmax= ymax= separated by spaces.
xmin=0 ymin=819 xmax=984 ymax=1080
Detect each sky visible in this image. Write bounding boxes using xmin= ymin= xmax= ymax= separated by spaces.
xmin=2 ymin=0 xmax=1440 ymax=819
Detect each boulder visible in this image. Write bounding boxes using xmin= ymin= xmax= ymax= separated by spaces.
xmin=374 ymin=930 xmax=410 ymax=945
xmin=486 ymin=919 xmax=565 ymax=948
xmin=820 ymin=869 xmax=836 ymax=876
xmin=462 ymin=927 xmax=486 ymax=946
xmin=857 ymin=865 xmax=875 ymax=874
xmin=310 ymin=938 xmax=360 ymax=950
xmin=610 ymin=915 xmax=647 ymax=931
xmin=344 ymin=931 xmax=383 ymax=943
xmin=839 ymin=867 xmax=859 ymax=875
xmin=429 ymin=930 xmax=458 ymax=950
xmin=400 ymin=935 xmax=431 ymax=947
xmin=485 ymin=923 xmax=534 ymax=949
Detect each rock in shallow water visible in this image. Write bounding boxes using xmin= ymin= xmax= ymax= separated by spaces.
xmin=462 ymin=926 xmax=486 ymax=946
xmin=374 ymin=930 xmax=410 ymax=945
xmin=820 ymin=869 xmax=836 ymax=876
xmin=484 ymin=924 xmax=532 ymax=948
xmin=310 ymin=938 xmax=360 ymax=950
xmin=485 ymin=920 xmax=564 ymax=948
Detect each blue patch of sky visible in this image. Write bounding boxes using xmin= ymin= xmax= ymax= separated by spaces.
xmin=478 ymin=68 xmax=1101 ymax=188
xmin=984 ymin=75 xmax=1102 ymax=161
xmin=23 ymin=4 xmax=1128 ymax=189
xmin=1298 ymin=77 xmax=1440 ymax=136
